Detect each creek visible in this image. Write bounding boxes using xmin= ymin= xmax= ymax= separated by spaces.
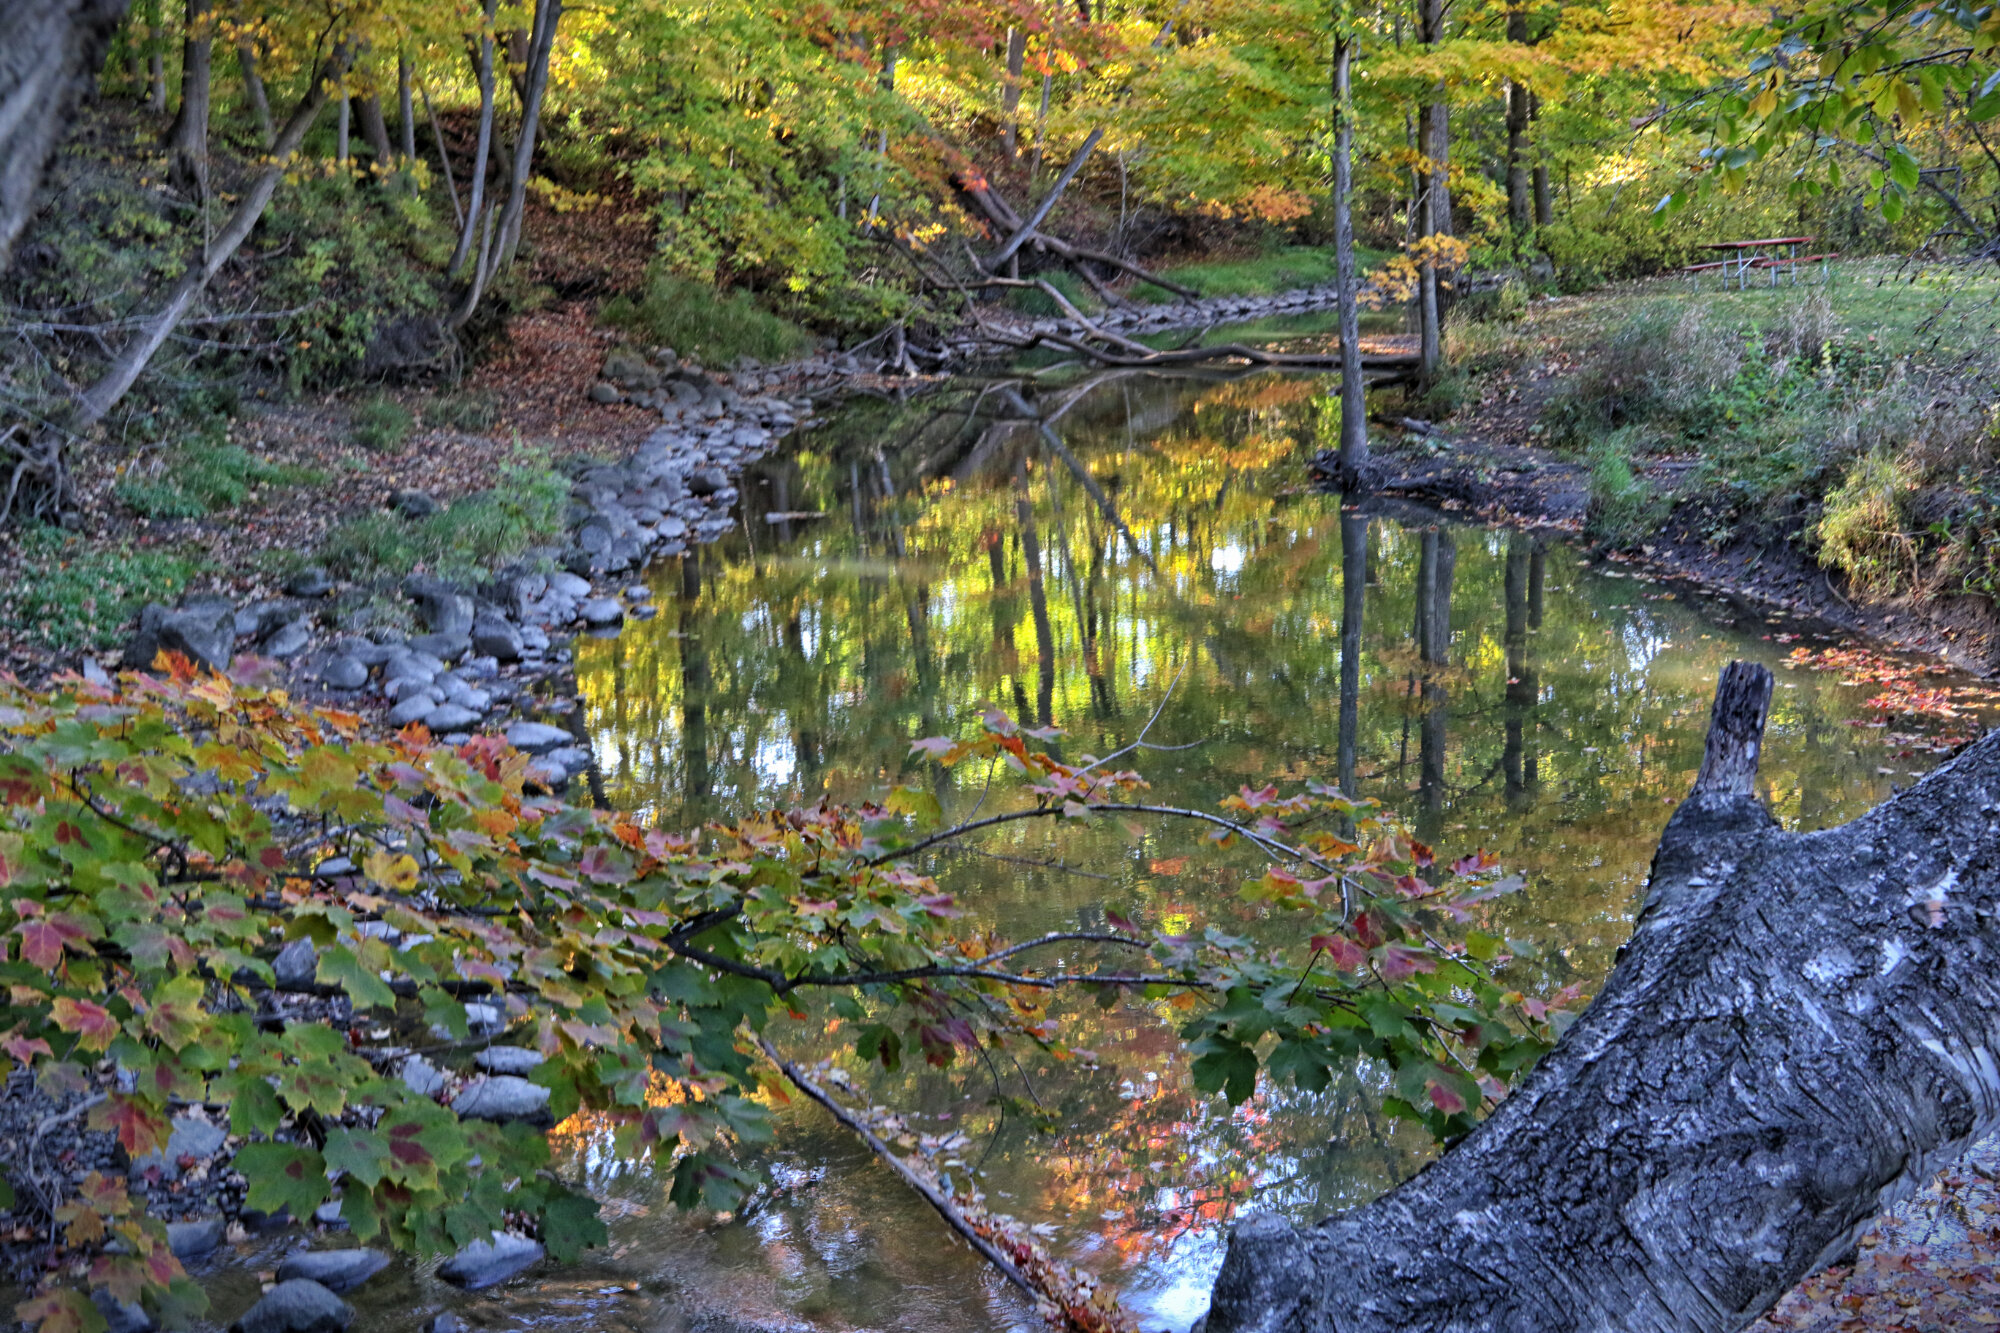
xmin=329 ymin=369 xmax=1994 ymax=1332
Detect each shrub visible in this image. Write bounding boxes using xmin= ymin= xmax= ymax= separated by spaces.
xmin=601 ymin=272 xmax=814 ymax=365
xmin=351 ymin=394 xmax=415 ymax=452
xmin=1817 ymin=450 xmax=1919 ymax=595
xmin=1 ymin=527 xmax=199 ymax=652
xmin=1586 ymin=426 xmax=1671 ymax=543
xmin=1543 ymin=302 xmax=1745 ymax=445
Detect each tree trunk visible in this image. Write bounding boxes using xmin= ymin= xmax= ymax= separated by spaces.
xmin=0 ymin=0 xmax=134 ymax=274
xmin=335 ymin=90 xmax=350 ymax=167
xmin=1335 ymin=502 xmax=1366 ymax=800
xmin=238 ymin=38 xmax=273 ymax=149
xmin=1503 ymin=9 xmax=1530 ymax=237
xmin=148 ymin=21 xmax=166 ymax=113
xmin=1330 ymin=28 xmax=1368 ymax=488
xmin=449 ymin=0 xmax=500 ymax=278
xmin=397 ymin=54 xmax=416 ymax=165
xmin=1532 ymin=93 xmax=1553 ymax=228
xmin=985 ymin=126 xmax=1104 ymax=271
xmin=489 ymin=0 xmax=561 ymax=275
xmin=1417 ymin=0 xmax=1449 ymax=380
xmin=1001 ymin=27 xmax=1026 ymax=161
xmin=163 ymin=0 xmax=211 ymax=197
xmin=358 ymin=92 xmax=393 ymax=171
xmin=1204 ymin=659 xmax=2000 ymax=1333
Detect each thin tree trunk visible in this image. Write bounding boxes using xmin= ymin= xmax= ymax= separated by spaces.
xmin=1504 ymin=10 xmax=1530 ymax=236
xmin=73 ymin=45 xmax=352 ymax=432
xmin=1417 ymin=0 xmax=1449 ymax=380
xmin=1532 ymin=92 xmax=1553 ymax=227
xmin=1336 ymin=502 xmax=1367 ymax=799
xmin=164 ymin=0 xmax=211 ymax=198
xmin=490 ymin=0 xmax=561 ymax=273
xmin=1331 ymin=28 xmax=1368 ymax=487
xmin=1028 ymin=70 xmax=1051 ymax=180
xmin=397 ymin=53 xmax=416 ymax=165
xmin=335 ymin=91 xmax=349 ymax=167
xmin=238 ymin=39 xmax=272 ymax=149
xmin=985 ymin=126 xmax=1104 ymax=272
xmin=148 ymin=20 xmax=166 ymax=113
xmin=1205 ymin=660 xmax=2000 ymax=1333
xmin=1001 ymin=27 xmax=1026 ymax=161
xmin=449 ymin=0 xmax=500 ymax=277
xmin=419 ymin=74 xmax=464 ymax=230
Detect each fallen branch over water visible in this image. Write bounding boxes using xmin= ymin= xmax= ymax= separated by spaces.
xmin=758 ymin=1036 xmax=1140 ymax=1333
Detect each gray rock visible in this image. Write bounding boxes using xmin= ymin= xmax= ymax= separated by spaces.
xmin=427 ymin=1315 xmax=470 ymax=1333
xmin=473 ymin=1046 xmax=546 ymax=1075
xmin=381 ymin=653 xmax=436 ymax=685
xmin=574 ymin=520 xmax=613 ymax=555
xmin=464 ymin=1002 xmax=504 ymax=1035
xmin=401 ymin=1055 xmax=447 ymax=1099
xmin=548 ymin=571 xmax=591 ymax=599
xmin=406 ymin=580 xmax=475 ymax=637
xmin=121 ymin=608 xmax=173 ymax=672
xmin=313 ymin=1200 xmax=348 ymax=1228
xmin=629 ymin=604 xmax=657 ymax=621
xmin=154 ymin=604 xmax=235 ymax=673
xmin=471 ymin=622 xmax=522 ymax=663
xmin=687 ymin=467 xmax=728 ymax=496
xmin=311 ymin=857 xmax=354 ymax=879
xmin=130 ymin=1116 xmax=226 ymax=1182
xmin=320 ymin=656 xmax=368 ymax=690
xmin=409 ymin=632 xmax=470 ymax=663
xmin=274 ymin=937 xmax=318 ymax=990
xmin=622 ymin=585 xmax=650 ymax=600
xmin=504 ymin=722 xmax=571 ymax=754
xmin=263 ymin=620 xmax=313 ymax=660
xmin=387 ymin=696 xmax=436 ymax=728
xmin=452 ymin=1076 xmax=551 ymax=1125
xmin=423 ymin=704 xmax=483 ymax=733
xmin=588 ymin=382 xmax=621 ymax=404
xmin=436 ymin=1232 xmax=545 ymax=1290
xmin=167 ymin=1215 xmax=226 ymax=1260
xmin=92 ymin=1288 xmax=153 ymax=1333
xmin=392 ymin=489 xmax=439 ymax=519
xmin=284 ymin=567 xmax=334 ymax=599
xmin=439 ymin=678 xmax=490 ymax=712
xmin=232 ymin=1279 xmax=353 ymax=1333
xmin=578 ymin=599 xmax=623 ymax=628
xmin=542 ymin=746 xmax=592 ymax=778
xmin=276 ymin=1248 xmax=390 ymax=1294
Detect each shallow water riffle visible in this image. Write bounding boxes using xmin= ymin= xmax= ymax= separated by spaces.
xmin=411 ymin=369 xmax=1991 ymax=1333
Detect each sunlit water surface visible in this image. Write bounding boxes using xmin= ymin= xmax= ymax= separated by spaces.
xmin=334 ymin=372 xmax=1991 ymax=1333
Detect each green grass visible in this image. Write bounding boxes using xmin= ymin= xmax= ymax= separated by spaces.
xmin=424 ymin=388 xmax=501 ymax=432
xmin=1139 ymin=244 xmax=1394 ymax=304
xmin=352 ymin=394 xmax=416 ymax=452
xmin=602 ymin=272 xmax=815 ymax=366
xmin=3 ymin=527 xmax=200 ymax=652
xmin=116 ymin=443 xmax=326 ymax=519
xmin=318 ymin=460 xmax=568 ymax=584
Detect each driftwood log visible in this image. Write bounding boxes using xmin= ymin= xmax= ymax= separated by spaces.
xmin=1205 ymin=660 xmax=2000 ymax=1333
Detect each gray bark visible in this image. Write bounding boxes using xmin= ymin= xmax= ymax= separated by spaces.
xmin=448 ymin=0 xmax=499 ymax=277
xmin=239 ymin=38 xmax=273 ymax=149
xmin=1204 ymin=660 xmax=2000 ymax=1333
xmin=1001 ymin=27 xmax=1026 ymax=160
xmin=1416 ymin=0 xmax=1448 ymax=379
xmin=358 ymin=91 xmax=394 ymax=171
xmin=164 ymin=0 xmax=211 ymax=197
xmin=397 ymin=53 xmax=416 ymax=165
xmin=1504 ymin=8 xmax=1530 ymax=235
xmin=0 ymin=0 xmax=134 ymax=274
xmin=1330 ymin=29 xmax=1367 ymax=487
xmin=985 ymin=126 xmax=1104 ymax=272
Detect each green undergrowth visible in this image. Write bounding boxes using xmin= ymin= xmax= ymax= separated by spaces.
xmin=351 ymin=394 xmax=416 ymax=452
xmin=315 ymin=459 xmax=569 ymax=585
xmin=1522 ymin=260 xmax=2000 ymax=594
xmin=1141 ymin=244 xmax=1394 ymax=303
xmin=602 ymin=271 xmax=816 ymax=365
xmin=116 ymin=442 xmax=326 ymax=520
xmin=2 ymin=527 xmax=201 ymax=652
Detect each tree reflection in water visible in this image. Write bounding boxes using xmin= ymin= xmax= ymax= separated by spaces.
xmin=567 ymin=372 xmax=1992 ymax=1333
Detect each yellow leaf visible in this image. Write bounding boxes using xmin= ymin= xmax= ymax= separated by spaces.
xmin=364 ymin=851 xmax=420 ymax=893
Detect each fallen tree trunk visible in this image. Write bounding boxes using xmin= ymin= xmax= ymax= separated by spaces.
xmin=1204 ymin=660 xmax=2000 ymax=1333
xmin=0 ymin=0 xmax=135 ymax=272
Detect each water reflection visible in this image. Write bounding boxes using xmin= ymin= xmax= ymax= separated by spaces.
xmin=549 ymin=372 xmax=1987 ymax=1333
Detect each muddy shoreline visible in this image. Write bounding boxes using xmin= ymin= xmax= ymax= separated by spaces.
xmin=1344 ymin=427 xmax=2000 ymax=679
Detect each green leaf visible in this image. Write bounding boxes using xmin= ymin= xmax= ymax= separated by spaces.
xmin=539 ymin=1190 xmax=609 ymax=1262
xmin=323 ymin=1128 xmax=392 ymax=1189
xmin=1190 ymin=1034 xmax=1258 ymax=1105
xmin=317 ymin=944 xmax=396 ymax=1011
xmin=222 ymin=1075 xmax=285 ymax=1137
xmin=884 ymin=786 xmax=942 ymax=830
xmin=234 ymin=1141 xmax=330 ymax=1222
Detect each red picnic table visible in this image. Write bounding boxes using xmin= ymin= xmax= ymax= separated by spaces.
xmin=1683 ymin=237 xmax=1837 ymax=290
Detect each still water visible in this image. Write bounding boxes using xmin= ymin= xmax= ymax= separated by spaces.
xmin=357 ymin=372 xmax=1989 ymax=1332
